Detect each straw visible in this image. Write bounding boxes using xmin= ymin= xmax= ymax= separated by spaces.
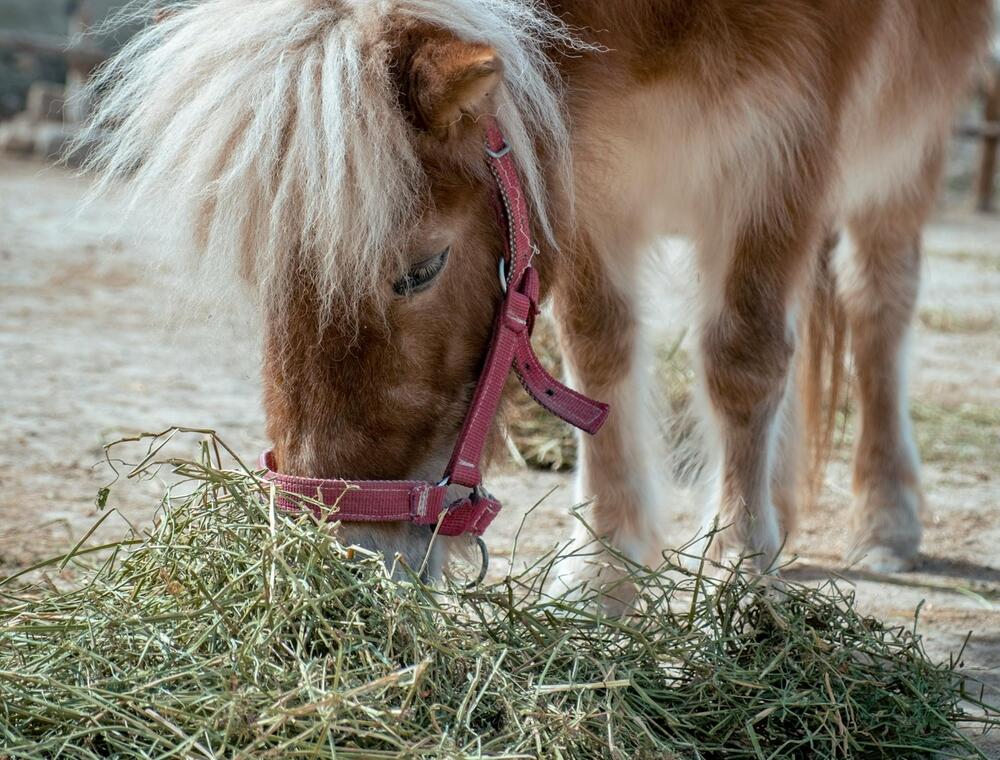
xmin=0 ymin=431 xmax=995 ymax=758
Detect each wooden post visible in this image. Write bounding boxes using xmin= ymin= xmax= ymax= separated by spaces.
xmin=975 ymin=62 xmax=1000 ymax=213
xmin=65 ymin=0 xmax=95 ymax=124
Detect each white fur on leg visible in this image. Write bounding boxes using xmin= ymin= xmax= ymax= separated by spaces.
xmin=548 ymin=330 xmax=670 ymax=614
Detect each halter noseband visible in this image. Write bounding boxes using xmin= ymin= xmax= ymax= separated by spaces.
xmin=259 ymin=118 xmax=609 ymax=538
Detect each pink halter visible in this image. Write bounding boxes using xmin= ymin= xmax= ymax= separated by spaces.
xmin=259 ymin=118 xmax=609 ymax=537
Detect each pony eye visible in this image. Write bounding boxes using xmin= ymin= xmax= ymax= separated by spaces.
xmin=393 ymin=247 xmax=450 ymax=296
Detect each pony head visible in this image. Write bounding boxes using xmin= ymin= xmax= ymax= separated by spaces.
xmin=82 ymin=0 xmax=583 ymax=575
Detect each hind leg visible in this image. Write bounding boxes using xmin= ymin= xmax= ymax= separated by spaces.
xmin=836 ymin=149 xmax=942 ymax=571
xmin=695 ymin=197 xmax=824 ymax=573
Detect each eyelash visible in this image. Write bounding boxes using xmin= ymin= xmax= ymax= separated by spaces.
xmin=393 ymin=248 xmax=449 ymax=296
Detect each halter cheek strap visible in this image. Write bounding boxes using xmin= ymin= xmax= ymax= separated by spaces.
xmin=443 ymin=121 xmax=609 ymax=488
xmin=260 ymin=117 xmax=609 ymax=537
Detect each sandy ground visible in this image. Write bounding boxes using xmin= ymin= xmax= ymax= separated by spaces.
xmin=1 ymin=156 xmax=998 ymax=752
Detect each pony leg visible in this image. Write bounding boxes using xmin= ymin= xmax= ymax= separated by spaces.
xmin=770 ymin=367 xmax=804 ymax=539
xmin=549 ymin=239 xmax=665 ymax=613
xmin=695 ymin=202 xmax=822 ymax=573
xmin=835 ymin=149 xmax=941 ymax=571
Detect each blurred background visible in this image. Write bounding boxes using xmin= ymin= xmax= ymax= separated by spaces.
xmin=0 ymin=1 xmax=143 ymax=151
xmin=1 ymin=1 xmax=996 ymax=190
xmin=0 ymin=2 xmax=998 ymax=743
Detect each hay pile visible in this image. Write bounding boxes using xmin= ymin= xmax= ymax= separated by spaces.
xmin=0 ymin=436 xmax=995 ymax=758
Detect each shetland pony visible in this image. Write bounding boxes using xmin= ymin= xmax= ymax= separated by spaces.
xmin=82 ymin=0 xmax=991 ymax=605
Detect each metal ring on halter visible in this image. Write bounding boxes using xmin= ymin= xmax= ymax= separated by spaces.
xmin=466 ymin=536 xmax=489 ymax=589
xmin=498 ymin=257 xmax=508 ymax=293
xmin=485 ymin=140 xmax=511 ymax=159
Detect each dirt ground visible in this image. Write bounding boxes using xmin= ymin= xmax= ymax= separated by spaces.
xmin=1 ymin=156 xmax=998 ymax=752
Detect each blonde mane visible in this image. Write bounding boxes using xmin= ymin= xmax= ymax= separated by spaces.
xmin=79 ymin=0 xmax=580 ymax=324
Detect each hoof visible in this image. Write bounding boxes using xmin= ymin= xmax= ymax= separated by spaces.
xmin=846 ymin=485 xmax=922 ymax=574
xmin=845 ymin=542 xmax=917 ymax=573
xmin=696 ymin=530 xmax=782 ymax=577
xmin=703 ymin=553 xmax=784 ymax=587
xmin=547 ymin=550 xmax=639 ymax=617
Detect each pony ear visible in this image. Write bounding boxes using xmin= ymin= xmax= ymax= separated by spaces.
xmin=407 ymin=39 xmax=502 ymax=140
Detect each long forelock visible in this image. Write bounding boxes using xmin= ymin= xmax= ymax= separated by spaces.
xmin=77 ymin=0 xmax=581 ymax=327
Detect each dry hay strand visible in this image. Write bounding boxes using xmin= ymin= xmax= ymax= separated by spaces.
xmin=0 ymin=430 xmax=996 ymax=758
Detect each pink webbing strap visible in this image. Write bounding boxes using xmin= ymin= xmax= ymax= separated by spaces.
xmin=443 ymin=119 xmax=609 ymax=488
xmin=259 ymin=451 xmax=501 ymax=537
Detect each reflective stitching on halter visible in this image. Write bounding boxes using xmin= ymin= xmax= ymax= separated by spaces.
xmin=488 ymin=161 xmax=518 ymax=285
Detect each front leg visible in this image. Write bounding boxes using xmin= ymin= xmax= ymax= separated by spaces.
xmin=550 ymin=236 xmax=666 ymax=612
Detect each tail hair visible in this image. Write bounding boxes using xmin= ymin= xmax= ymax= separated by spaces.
xmin=799 ymin=232 xmax=849 ymax=509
